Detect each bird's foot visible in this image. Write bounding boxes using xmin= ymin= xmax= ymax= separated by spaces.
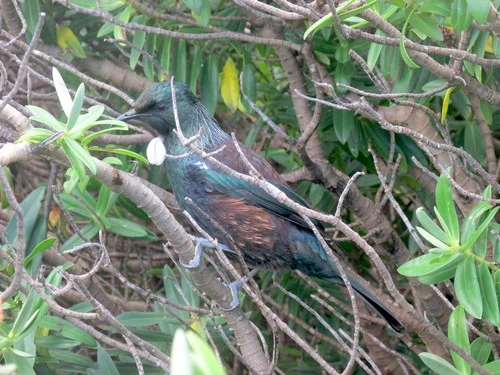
xmin=180 ymin=237 xmax=207 ymax=268
xmin=220 ymin=269 xmax=258 ymax=311
xmin=180 ymin=237 xmax=233 ymax=268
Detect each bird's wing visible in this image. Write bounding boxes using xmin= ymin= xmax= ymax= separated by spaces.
xmin=201 ymin=140 xmax=325 ymax=232
xmin=200 ymin=165 xmax=323 ymax=233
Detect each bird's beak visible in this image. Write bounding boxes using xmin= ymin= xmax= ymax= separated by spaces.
xmin=116 ymin=109 xmax=142 ymax=122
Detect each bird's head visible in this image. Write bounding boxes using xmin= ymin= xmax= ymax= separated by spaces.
xmin=117 ymin=81 xmax=198 ymax=137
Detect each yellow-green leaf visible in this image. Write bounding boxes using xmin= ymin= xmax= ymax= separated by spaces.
xmin=56 ymin=24 xmax=86 ymax=59
xmin=441 ymin=88 xmax=453 ymax=123
xmin=220 ymin=57 xmax=240 ymax=112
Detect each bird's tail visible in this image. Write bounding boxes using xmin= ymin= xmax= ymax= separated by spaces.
xmin=289 ymin=231 xmax=403 ymax=332
xmin=325 ymin=273 xmax=404 ymax=333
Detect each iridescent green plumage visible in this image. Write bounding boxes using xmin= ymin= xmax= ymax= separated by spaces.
xmin=118 ymin=81 xmax=403 ymax=332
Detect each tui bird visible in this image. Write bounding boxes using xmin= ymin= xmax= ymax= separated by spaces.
xmin=118 ymin=81 xmax=403 ymax=332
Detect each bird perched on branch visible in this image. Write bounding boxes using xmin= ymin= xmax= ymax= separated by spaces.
xmin=118 ymin=81 xmax=403 ymax=332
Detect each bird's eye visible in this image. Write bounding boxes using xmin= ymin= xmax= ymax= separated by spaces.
xmin=156 ymin=103 xmax=166 ymax=111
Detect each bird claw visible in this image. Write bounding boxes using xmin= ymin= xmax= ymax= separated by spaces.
xmin=180 ymin=237 xmax=235 ymax=269
xmin=179 ymin=237 xmax=207 ymax=268
xmin=220 ymin=269 xmax=258 ymax=311
xmin=220 ymin=281 xmax=242 ymax=311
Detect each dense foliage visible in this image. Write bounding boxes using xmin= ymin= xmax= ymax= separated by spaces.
xmin=0 ymin=0 xmax=499 ymax=374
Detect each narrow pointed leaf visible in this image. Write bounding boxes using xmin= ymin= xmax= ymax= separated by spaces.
xmin=436 ymin=173 xmax=460 ymax=240
xmin=418 ymin=253 xmax=463 ymax=284
xmin=449 ymin=306 xmax=471 ymax=375
xmin=416 ymin=207 xmax=449 ymax=244
xmin=397 ymin=252 xmax=459 ymax=277
xmin=26 ymin=106 xmax=66 ymax=131
xmin=455 ymin=256 xmax=482 ymax=318
xmin=461 ymin=200 xmax=492 ymax=245
xmin=201 ymin=54 xmax=218 ymax=115
xmin=171 ymin=329 xmax=192 ymax=375
xmin=416 ymin=227 xmax=451 ymax=249
xmin=419 ymin=352 xmax=462 ymax=375
xmin=52 ymin=68 xmax=73 ymax=118
xmin=67 ymin=83 xmax=85 ymax=130
xmin=477 ymin=262 xmax=500 ymax=326
xmin=63 ymin=138 xmax=96 ymax=175
xmin=400 ymin=10 xmax=420 ymax=68
xmin=462 ymin=207 xmax=500 ymax=251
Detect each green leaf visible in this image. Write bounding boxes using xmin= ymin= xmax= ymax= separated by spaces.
xmin=117 ymin=311 xmax=178 ymax=327
xmin=418 ymin=262 xmax=459 ymax=284
xmin=419 ymin=2 xmax=451 ymax=17
xmin=68 ymin=105 xmax=106 ymax=139
xmin=26 ymin=105 xmax=65 ymax=131
xmin=186 ymin=330 xmax=226 ymax=375
xmin=409 ymin=13 xmax=443 ymax=41
xmin=201 ymin=54 xmax=218 ymax=115
xmin=461 ymin=200 xmax=492 ymax=246
xmin=435 ymin=172 xmax=460 ymax=241
xmin=464 ymin=123 xmax=485 ymax=164
xmin=9 ymin=290 xmax=40 ymax=338
xmin=23 ymin=237 xmax=56 ymax=267
xmin=465 ymin=0 xmax=490 ymax=24
xmin=419 ymin=352 xmax=462 ymax=375
xmin=142 ymin=33 xmax=156 ymax=82
xmin=97 ymin=22 xmax=114 ymax=38
xmin=189 ymin=46 xmax=203 ymax=93
xmin=477 ymin=263 xmax=500 ymax=326
xmin=130 ymin=15 xmax=146 ymax=70
xmin=455 ymin=256 xmax=482 ymax=318
xmin=491 ymin=223 xmax=500 ymax=262
xmin=52 ymin=68 xmax=73 ymax=118
xmin=449 ymin=306 xmax=471 ymax=375
xmin=162 ymin=265 xmax=190 ymax=323
xmin=88 ymin=146 xmax=149 ymax=164
xmin=481 ymin=360 xmax=500 ymax=374
xmin=171 ymin=329 xmax=192 ymax=375
xmin=174 ymin=39 xmax=187 ymax=83
xmin=95 ymin=344 xmax=120 ymax=375
xmin=240 ymin=59 xmax=256 ymax=113
xmin=63 ymin=138 xmax=96 ymax=175
xmin=95 ymin=184 xmax=115 ymax=216
xmin=367 ymin=30 xmax=385 ymax=69
xmin=17 ymin=128 xmax=54 ymax=144
xmin=462 ymin=207 xmax=500 ymax=251
xmin=80 ymin=123 xmax=128 ymax=147
xmin=333 ymin=109 xmax=353 ymax=144
xmin=397 ymin=252 xmax=461 ymax=277
xmin=66 ymin=83 xmax=85 ymax=130
xmin=400 ymin=9 xmax=420 ymax=68
xmin=107 ymin=217 xmax=148 ymax=237
xmin=470 ymin=337 xmax=492 ymax=365
xmin=304 ymin=13 xmax=333 ymax=39
xmin=20 ymin=0 xmax=40 ymax=41
xmin=3 ymin=346 xmax=36 ymax=375
xmin=183 ymin=0 xmax=210 ymax=26
xmin=6 ymin=186 xmax=45 ymax=247
xmin=159 ymin=37 xmax=172 ymax=77
xmin=417 ymin=253 xmax=463 ymax=284
xmin=451 ymin=0 xmax=473 ymax=30
xmin=60 ymin=222 xmax=100 ymax=251
xmin=416 ymin=227 xmax=451 ymax=249
xmin=101 ymin=157 xmax=122 ymax=165
xmin=416 ymin=207 xmax=450 ymax=245
xmin=49 ymin=349 xmax=94 ymax=366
